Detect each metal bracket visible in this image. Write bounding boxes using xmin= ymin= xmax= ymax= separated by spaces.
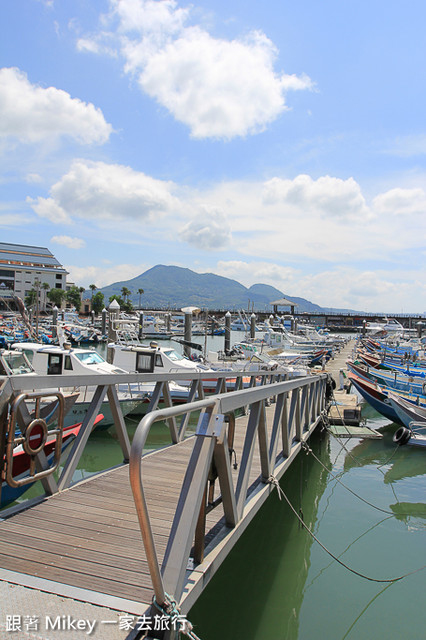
xmin=195 ymin=413 xmax=225 ymax=438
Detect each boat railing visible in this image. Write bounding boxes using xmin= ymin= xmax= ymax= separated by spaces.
xmin=129 ymin=371 xmax=327 ymax=612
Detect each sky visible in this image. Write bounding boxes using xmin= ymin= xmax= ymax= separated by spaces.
xmin=1 ymin=0 xmax=426 ymax=314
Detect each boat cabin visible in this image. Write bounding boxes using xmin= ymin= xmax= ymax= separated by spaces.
xmin=12 ymin=343 xmax=127 ymax=377
xmin=109 ymin=341 xmax=206 ymax=375
xmin=0 ymin=349 xmax=35 ymax=377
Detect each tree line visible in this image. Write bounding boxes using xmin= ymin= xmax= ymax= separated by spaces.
xmin=24 ymin=282 xmax=145 ymax=316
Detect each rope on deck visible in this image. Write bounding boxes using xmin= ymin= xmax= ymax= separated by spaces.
xmin=152 ymin=592 xmax=202 ymax=640
xmin=266 ymin=474 xmax=426 ymax=584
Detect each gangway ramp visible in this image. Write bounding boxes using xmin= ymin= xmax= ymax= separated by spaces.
xmin=0 ymin=372 xmax=327 ymax=638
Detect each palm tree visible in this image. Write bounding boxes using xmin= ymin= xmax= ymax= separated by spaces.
xmin=89 ymin=284 xmax=97 ymax=312
xmin=41 ymin=282 xmax=50 ymax=313
xmin=137 ymin=288 xmax=144 ymax=308
xmin=121 ymin=286 xmax=131 ymax=303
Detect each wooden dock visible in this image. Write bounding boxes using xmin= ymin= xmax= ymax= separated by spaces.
xmin=0 ymin=369 xmax=327 ymax=639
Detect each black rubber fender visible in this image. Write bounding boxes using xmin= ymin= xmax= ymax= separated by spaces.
xmin=325 ymin=375 xmax=336 ymax=400
xmin=393 ymin=426 xmax=411 ymax=445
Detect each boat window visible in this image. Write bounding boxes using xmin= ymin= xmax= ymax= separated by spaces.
xmin=64 ymin=355 xmax=73 ymax=371
xmin=0 ymin=358 xmax=7 ymax=375
xmin=74 ymin=352 xmax=104 ymax=365
xmin=23 ymin=349 xmax=34 ymax=363
xmin=136 ymin=352 xmax=155 ymax=373
xmin=2 ymin=352 xmax=33 ymax=375
xmin=163 ymin=349 xmax=184 ymax=362
xmin=48 ymin=354 xmax=62 ymax=375
xmin=155 ymin=354 xmax=164 ymax=367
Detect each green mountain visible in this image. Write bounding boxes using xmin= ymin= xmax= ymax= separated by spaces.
xmin=92 ymin=264 xmax=327 ymax=312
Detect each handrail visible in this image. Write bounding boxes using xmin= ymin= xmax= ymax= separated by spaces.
xmin=129 ymin=397 xmax=217 ymax=606
xmin=1 ymin=367 xmax=299 ymax=509
xmin=129 ymin=373 xmax=326 ymax=606
xmin=5 ymin=366 xmax=291 ymax=393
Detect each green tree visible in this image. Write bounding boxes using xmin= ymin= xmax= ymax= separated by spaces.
xmin=109 ymin=294 xmax=124 ymax=307
xmin=89 ymin=284 xmax=97 ymax=307
xmin=137 ymin=287 xmax=144 ymax=308
xmin=25 ymin=289 xmax=37 ymax=308
xmin=66 ymin=285 xmax=83 ymax=309
xmin=109 ymin=294 xmax=133 ymax=313
xmin=41 ymin=282 xmax=50 ymax=312
xmin=48 ymin=288 xmax=66 ymax=308
xmin=92 ymin=291 xmax=105 ymax=314
xmin=121 ymin=286 xmax=131 ymax=303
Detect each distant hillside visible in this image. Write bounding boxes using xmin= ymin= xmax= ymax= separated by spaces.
xmin=90 ymin=264 xmax=344 ymax=313
xmin=248 ymin=284 xmax=324 ymax=313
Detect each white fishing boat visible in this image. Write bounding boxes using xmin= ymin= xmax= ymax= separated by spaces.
xmin=11 ymin=342 xmax=145 ymax=427
xmin=365 ymin=317 xmax=406 ymax=337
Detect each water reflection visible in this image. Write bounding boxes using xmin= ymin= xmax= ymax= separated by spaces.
xmin=343 ymin=424 xmax=426 ymax=484
xmin=189 ymin=429 xmax=331 ymax=640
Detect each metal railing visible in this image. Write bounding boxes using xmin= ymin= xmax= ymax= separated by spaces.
xmin=129 ymin=372 xmax=327 ymax=612
xmin=0 ymin=367 xmax=292 ymax=511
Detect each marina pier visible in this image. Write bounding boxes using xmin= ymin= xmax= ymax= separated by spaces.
xmin=0 ymin=345 xmax=340 ymax=640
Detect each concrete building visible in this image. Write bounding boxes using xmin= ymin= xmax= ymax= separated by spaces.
xmin=0 ymin=242 xmax=68 ymax=310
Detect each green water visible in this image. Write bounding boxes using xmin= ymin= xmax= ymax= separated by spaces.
xmin=3 ymin=409 xmax=426 ymax=639
xmin=2 ymin=334 xmax=425 ymax=639
xmin=188 ymin=415 xmax=426 ymax=640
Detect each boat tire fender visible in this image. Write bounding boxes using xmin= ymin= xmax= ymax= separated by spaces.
xmin=392 ymin=426 xmax=411 ymax=446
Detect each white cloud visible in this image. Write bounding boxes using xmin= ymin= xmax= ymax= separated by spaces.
xmin=0 ymin=213 xmax=32 ymax=227
xmin=179 ymin=207 xmax=232 ymax=250
xmin=384 ymin=134 xmax=426 ymax=157
xmin=0 ymin=67 xmax=112 ymax=144
xmin=25 ymin=173 xmax=43 ymax=184
xmin=216 ymin=260 xmax=297 ymax=289
xmin=112 ymin=0 xmax=188 ymax=36
xmin=51 ymin=235 xmax=86 ymax=249
xmin=66 ymin=262 xmax=150 ymax=288
xmin=293 ymin=267 xmax=426 ymax=313
xmin=29 ymin=159 xmax=179 ymax=223
xmin=79 ymin=0 xmax=313 ymax=139
xmin=262 ymin=174 xmax=371 ymax=221
xmin=134 ymin=28 xmax=312 ymax=139
xmin=372 ymin=187 xmax=426 ymax=216
xmin=27 ymin=196 xmax=71 ymax=224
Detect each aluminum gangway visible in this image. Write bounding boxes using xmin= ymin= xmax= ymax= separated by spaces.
xmin=0 ymin=367 xmax=328 ymax=639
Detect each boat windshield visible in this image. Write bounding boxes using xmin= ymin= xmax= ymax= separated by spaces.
xmin=74 ymin=352 xmax=105 ymax=365
xmin=164 ymin=349 xmax=184 ymax=362
xmin=2 ymin=352 xmax=34 ymax=375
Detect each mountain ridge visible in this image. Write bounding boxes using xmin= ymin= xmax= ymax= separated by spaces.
xmin=89 ymin=264 xmax=356 ymax=313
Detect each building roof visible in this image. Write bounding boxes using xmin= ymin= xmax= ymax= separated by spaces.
xmin=270 ymin=297 xmax=298 ymax=307
xmin=0 ymin=242 xmax=67 ymax=273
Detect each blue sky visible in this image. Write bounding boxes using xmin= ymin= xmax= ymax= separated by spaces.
xmin=1 ymin=0 xmax=425 ymax=313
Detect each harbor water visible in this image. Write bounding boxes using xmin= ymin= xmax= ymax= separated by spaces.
xmin=2 ymin=333 xmax=425 ymax=639
xmin=189 ymin=413 xmax=426 ymax=640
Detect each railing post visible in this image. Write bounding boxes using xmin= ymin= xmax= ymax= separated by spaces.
xmin=161 ymin=406 xmax=222 ymax=600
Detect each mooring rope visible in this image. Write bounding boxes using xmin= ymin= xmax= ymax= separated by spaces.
xmin=322 ymin=402 xmax=402 ymax=507
xmin=304 ymin=515 xmax=394 ymax=591
xmin=152 ymin=592 xmax=202 ymax=640
xmin=300 ymin=441 xmax=396 ymax=516
xmin=267 ymin=475 xmax=425 ymax=584
xmin=321 ymin=408 xmax=363 ymax=468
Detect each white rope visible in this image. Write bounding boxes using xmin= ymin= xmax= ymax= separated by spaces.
xmin=266 ymin=474 xmax=425 ymax=583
